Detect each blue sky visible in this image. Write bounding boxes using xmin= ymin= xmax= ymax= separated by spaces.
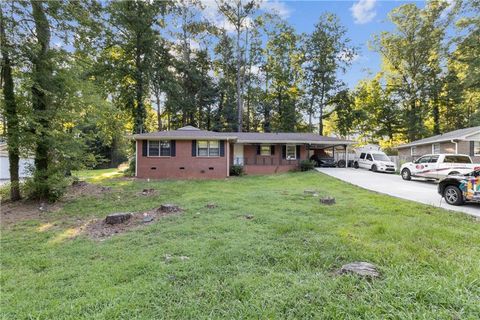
xmin=272 ymin=0 xmax=428 ymax=88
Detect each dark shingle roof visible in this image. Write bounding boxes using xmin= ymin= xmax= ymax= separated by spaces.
xmin=133 ymin=126 xmax=354 ymax=145
xmin=397 ymin=126 xmax=480 ymax=148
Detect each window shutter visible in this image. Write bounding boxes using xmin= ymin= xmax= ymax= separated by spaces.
xmin=296 ymin=145 xmax=301 ymax=159
xmin=142 ymin=140 xmax=148 ymax=157
xmin=192 ymin=140 xmax=197 ymax=157
xmin=282 ymin=145 xmax=286 ymax=159
xmin=470 ymin=141 xmax=475 ymax=156
xmin=270 ymin=145 xmax=275 ymax=155
xmin=171 ymin=140 xmax=176 ymax=157
xmin=256 ymin=145 xmax=261 ymax=155
xmin=220 ymin=140 xmax=225 ymax=157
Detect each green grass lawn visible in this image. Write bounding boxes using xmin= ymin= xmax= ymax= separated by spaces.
xmin=1 ymin=170 xmax=479 ymax=319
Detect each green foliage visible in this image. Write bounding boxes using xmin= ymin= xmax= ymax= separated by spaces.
xmin=24 ymin=169 xmax=71 ymax=202
xmin=299 ymin=160 xmax=316 ymax=171
xmin=229 ymin=164 xmax=244 ymax=176
xmin=304 ymin=13 xmax=356 ymax=134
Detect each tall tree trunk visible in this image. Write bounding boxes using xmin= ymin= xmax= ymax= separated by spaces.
xmin=319 ymin=89 xmax=325 ymax=135
xmin=0 ymin=10 xmax=21 ymax=201
xmin=432 ymin=85 xmax=440 ymax=135
xmin=31 ymin=0 xmax=52 ymax=200
xmin=134 ymin=32 xmax=146 ymax=134
xmin=235 ymin=9 xmax=243 ymax=132
xmin=155 ymin=90 xmax=162 ymax=131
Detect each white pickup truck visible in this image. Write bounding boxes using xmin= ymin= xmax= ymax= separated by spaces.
xmin=400 ymin=154 xmax=480 ymax=181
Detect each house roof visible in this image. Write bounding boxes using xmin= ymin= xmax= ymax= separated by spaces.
xmin=133 ymin=126 xmax=354 ymax=145
xmin=397 ymin=126 xmax=480 ymax=149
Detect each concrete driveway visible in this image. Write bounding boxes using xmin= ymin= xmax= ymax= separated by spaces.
xmin=316 ymin=168 xmax=480 ymax=218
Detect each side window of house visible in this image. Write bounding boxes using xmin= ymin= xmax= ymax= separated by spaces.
xmin=286 ymin=145 xmax=296 ymax=160
xmin=411 ymin=146 xmax=417 ymax=156
xmin=475 ymin=141 xmax=480 ymax=156
xmin=148 ymin=140 xmax=170 ymax=157
xmin=432 ymin=143 xmax=440 ymax=154
xmin=148 ymin=141 xmax=160 ymax=156
xmin=360 ymin=153 xmax=366 ymax=160
xmin=366 ymin=154 xmax=373 ymax=161
xmin=260 ymin=145 xmax=271 ymax=156
xmin=209 ymin=141 xmax=219 ymax=156
xmin=160 ymin=141 xmax=171 ymax=156
xmin=197 ymin=140 xmax=219 ymax=157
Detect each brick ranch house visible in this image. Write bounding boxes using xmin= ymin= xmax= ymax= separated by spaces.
xmin=133 ymin=126 xmax=354 ymax=179
xmin=397 ymin=126 xmax=480 ymax=163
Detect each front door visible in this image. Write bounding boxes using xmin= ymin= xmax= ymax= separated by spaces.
xmin=233 ymin=144 xmax=244 ymax=165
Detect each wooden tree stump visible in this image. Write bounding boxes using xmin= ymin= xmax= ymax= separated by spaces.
xmin=141 ymin=188 xmax=155 ymax=195
xmin=105 ymin=213 xmax=132 ymax=225
xmin=158 ymin=204 xmax=181 ymax=213
xmin=320 ymin=197 xmax=335 ymax=205
xmin=336 ymin=262 xmax=380 ymax=278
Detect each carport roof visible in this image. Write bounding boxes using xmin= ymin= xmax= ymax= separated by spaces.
xmin=132 ymin=126 xmax=354 ymax=145
xmin=397 ymin=126 xmax=480 ymax=148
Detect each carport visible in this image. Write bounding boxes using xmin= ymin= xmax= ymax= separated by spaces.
xmin=307 ymin=143 xmax=356 ymax=167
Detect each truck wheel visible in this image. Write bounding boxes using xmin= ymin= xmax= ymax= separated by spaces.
xmin=371 ymin=164 xmax=377 ymax=172
xmin=401 ymin=168 xmax=411 ymax=180
xmin=354 ymin=162 xmax=359 ymax=169
xmin=337 ymin=160 xmax=346 ymax=168
xmin=444 ymin=185 xmax=464 ymax=206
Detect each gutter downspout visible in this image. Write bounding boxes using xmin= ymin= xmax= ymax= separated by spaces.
xmin=450 ymin=139 xmax=458 ymax=154
xmin=135 ymin=139 xmax=138 ymax=177
xmin=226 ymin=138 xmax=230 ymax=177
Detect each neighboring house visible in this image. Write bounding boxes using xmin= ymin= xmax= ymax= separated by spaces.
xmin=397 ymin=126 xmax=480 ymax=163
xmin=133 ymin=126 xmax=354 ymax=179
xmin=0 ymin=143 xmax=34 ymax=180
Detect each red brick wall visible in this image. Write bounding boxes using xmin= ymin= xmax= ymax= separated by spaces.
xmin=136 ymin=140 xmax=228 ymax=179
xmin=242 ymin=144 xmax=308 ymax=175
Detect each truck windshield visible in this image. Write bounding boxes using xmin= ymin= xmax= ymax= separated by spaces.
xmin=372 ymin=154 xmax=390 ymax=161
xmin=444 ymin=156 xmax=472 ymax=164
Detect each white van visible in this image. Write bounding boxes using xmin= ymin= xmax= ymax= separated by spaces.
xmin=354 ymin=151 xmax=397 ymax=173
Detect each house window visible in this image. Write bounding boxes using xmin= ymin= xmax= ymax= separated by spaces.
xmin=197 ymin=140 xmax=219 ymax=157
xmin=411 ymin=146 xmax=417 ymax=156
xmin=432 ymin=143 xmax=440 ymax=154
xmin=260 ymin=145 xmax=271 ymax=156
xmin=475 ymin=142 xmax=480 ymax=156
xmin=148 ymin=140 xmax=171 ymax=157
xmin=286 ymin=145 xmax=296 ymax=160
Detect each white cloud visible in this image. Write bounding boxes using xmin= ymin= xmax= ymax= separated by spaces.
xmin=350 ymin=0 xmax=377 ymax=24
xmin=260 ymin=0 xmax=291 ymax=19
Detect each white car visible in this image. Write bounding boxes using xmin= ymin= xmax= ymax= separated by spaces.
xmin=353 ymin=151 xmax=397 ymax=173
xmin=400 ymin=154 xmax=480 ymax=181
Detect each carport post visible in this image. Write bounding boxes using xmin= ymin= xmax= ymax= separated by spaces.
xmin=344 ymin=144 xmax=348 ymax=167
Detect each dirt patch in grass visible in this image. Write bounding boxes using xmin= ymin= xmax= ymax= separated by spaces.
xmin=62 ymin=181 xmax=112 ymax=200
xmin=0 ymin=200 xmax=63 ymax=226
xmin=1 ymin=182 xmax=112 ymax=228
xmin=82 ymin=206 xmax=183 ymax=240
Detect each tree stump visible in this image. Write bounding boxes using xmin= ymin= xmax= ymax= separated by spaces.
xmin=205 ymin=203 xmax=217 ymax=209
xmin=336 ymin=262 xmax=380 ymax=278
xmin=158 ymin=204 xmax=181 ymax=213
xmin=141 ymin=188 xmax=155 ymax=195
xmin=72 ymin=180 xmax=88 ymax=187
xmin=320 ymin=197 xmax=335 ymax=205
xmin=105 ymin=213 xmax=132 ymax=225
